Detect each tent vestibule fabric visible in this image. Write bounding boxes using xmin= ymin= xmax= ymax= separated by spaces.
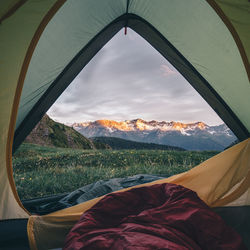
xmin=0 ymin=0 xmax=249 ymax=249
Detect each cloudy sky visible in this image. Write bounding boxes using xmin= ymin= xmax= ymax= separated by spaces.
xmin=47 ymin=28 xmax=223 ymax=126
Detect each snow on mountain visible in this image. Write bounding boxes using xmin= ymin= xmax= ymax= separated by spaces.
xmin=73 ymin=119 xmax=208 ymax=133
xmin=72 ymin=119 xmax=236 ymax=151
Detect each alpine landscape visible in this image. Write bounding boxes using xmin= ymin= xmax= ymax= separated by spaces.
xmin=13 ymin=115 xmax=236 ymax=200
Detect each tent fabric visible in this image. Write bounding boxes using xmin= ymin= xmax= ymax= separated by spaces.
xmin=0 ymin=0 xmax=249 ymax=239
xmin=27 ymin=139 xmax=250 ymax=250
xmin=214 ymin=206 xmax=250 ymax=248
xmin=64 ymin=183 xmax=247 ymax=250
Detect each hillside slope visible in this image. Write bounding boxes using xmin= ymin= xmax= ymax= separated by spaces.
xmin=92 ymin=136 xmax=185 ymax=151
xmin=24 ymin=114 xmax=109 ymax=150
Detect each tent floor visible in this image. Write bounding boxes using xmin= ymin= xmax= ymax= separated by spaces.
xmin=0 ymin=219 xmax=29 ymax=250
xmin=213 ymin=206 xmax=250 ymax=248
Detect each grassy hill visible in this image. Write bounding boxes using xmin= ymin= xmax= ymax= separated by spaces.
xmin=92 ymin=136 xmax=185 ymax=151
xmin=24 ymin=114 xmax=109 ymax=150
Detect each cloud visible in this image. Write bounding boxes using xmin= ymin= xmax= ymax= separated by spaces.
xmin=47 ymin=28 xmax=224 ymax=126
xmin=160 ymin=64 xmax=177 ymax=77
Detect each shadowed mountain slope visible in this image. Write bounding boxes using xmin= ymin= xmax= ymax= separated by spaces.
xmin=24 ymin=115 xmax=109 ymax=150
xmin=92 ymin=136 xmax=185 ymax=151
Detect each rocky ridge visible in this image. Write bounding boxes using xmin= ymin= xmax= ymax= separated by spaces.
xmin=72 ymin=119 xmax=236 ymax=151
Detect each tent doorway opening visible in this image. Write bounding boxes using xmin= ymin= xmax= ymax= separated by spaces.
xmin=12 ymin=29 xmax=236 ymax=213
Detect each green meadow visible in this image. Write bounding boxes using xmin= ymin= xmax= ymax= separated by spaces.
xmin=13 ymin=143 xmax=218 ymax=200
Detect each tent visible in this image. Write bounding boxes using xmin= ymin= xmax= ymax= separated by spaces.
xmin=0 ymin=0 xmax=249 ymax=249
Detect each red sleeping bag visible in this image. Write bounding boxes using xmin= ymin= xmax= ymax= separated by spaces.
xmin=64 ymin=183 xmax=246 ymax=249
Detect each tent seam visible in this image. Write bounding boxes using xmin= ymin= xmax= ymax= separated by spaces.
xmin=206 ymin=0 xmax=250 ymax=81
xmin=27 ymin=216 xmax=37 ymax=250
xmin=0 ymin=0 xmax=27 ymax=24
xmin=211 ymin=170 xmax=250 ymax=207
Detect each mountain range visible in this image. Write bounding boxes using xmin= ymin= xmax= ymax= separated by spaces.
xmin=72 ymin=119 xmax=236 ymax=151
xmin=24 ymin=115 xmax=181 ymax=151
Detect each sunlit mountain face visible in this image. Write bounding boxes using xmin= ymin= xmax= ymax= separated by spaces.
xmin=72 ymin=119 xmax=236 ymax=151
xmin=73 ymin=119 xmax=208 ymax=133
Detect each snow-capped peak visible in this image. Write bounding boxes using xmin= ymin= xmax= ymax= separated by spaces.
xmin=72 ymin=119 xmax=209 ymax=133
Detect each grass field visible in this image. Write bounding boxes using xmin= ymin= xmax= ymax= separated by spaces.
xmin=13 ymin=143 xmax=219 ymax=200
